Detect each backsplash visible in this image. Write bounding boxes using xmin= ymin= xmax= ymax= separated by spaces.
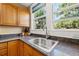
xmin=0 ymin=26 xmax=22 ymax=35
xmin=0 ymin=34 xmax=19 ymax=40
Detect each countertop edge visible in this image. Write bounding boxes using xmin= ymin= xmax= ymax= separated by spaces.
xmin=0 ymin=37 xmax=49 ymax=56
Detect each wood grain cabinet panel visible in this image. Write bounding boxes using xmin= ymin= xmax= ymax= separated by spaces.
xmin=0 ymin=49 xmax=8 ymax=56
xmin=0 ymin=4 xmax=2 ymax=24
xmin=23 ymin=42 xmax=45 ymax=56
xmin=18 ymin=40 xmax=24 ymax=56
xmin=0 ymin=42 xmax=7 ymax=50
xmin=24 ymin=43 xmax=33 ymax=56
xmin=32 ymin=48 xmax=45 ymax=56
xmin=8 ymin=40 xmax=18 ymax=56
xmin=1 ymin=4 xmax=17 ymax=26
xmin=0 ymin=3 xmax=30 ymax=27
xmin=18 ymin=8 xmax=30 ymax=27
xmin=0 ymin=42 xmax=8 ymax=56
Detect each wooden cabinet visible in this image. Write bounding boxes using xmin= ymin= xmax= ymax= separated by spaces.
xmin=18 ymin=8 xmax=30 ymax=27
xmin=0 ymin=42 xmax=8 ymax=56
xmin=23 ymin=42 xmax=45 ymax=56
xmin=0 ymin=3 xmax=30 ymax=27
xmin=18 ymin=40 xmax=24 ymax=56
xmin=0 ymin=4 xmax=2 ymax=25
xmin=0 ymin=40 xmax=45 ymax=56
xmin=24 ymin=43 xmax=33 ymax=56
xmin=0 ymin=49 xmax=8 ymax=56
xmin=8 ymin=40 xmax=18 ymax=56
xmin=1 ymin=4 xmax=17 ymax=26
xmin=32 ymin=48 xmax=45 ymax=56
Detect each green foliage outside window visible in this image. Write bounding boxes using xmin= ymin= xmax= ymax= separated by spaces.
xmin=35 ymin=17 xmax=46 ymax=29
xmin=53 ymin=3 xmax=79 ymax=29
xmin=54 ymin=18 xmax=79 ymax=29
xmin=34 ymin=9 xmax=45 ymax=18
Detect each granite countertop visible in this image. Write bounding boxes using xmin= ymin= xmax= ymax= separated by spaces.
xmin=0 ymin=36 xmax=79 ymax=56
xmin=0 ymin=36 xmax=50 ymax=55
xmin=53 ymin=41 xmax=79 ymax=56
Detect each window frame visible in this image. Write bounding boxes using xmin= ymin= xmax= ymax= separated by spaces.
xmin=32 ymin=3 xmax=46 ymax=30
xmin=52 ymin=3 xmax=79 ymax=30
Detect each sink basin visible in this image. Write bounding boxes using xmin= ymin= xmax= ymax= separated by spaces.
xmin=29 ymin=38 xmax=59 ymax=53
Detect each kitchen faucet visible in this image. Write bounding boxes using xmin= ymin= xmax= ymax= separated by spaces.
xmin=43 ymin=26 xmax=49 ymax=39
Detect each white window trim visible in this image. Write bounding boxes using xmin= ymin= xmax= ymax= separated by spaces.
xmin=52 ymin=3 xmax=79 ymax=31
xmin=30 ymin=3 xmax=79 ymax=39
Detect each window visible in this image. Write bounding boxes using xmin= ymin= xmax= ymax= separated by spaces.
xmin=53 ymin=3 xmax=79 ymax=29
xmin=32 ymin=3 xmax=46 ymax=29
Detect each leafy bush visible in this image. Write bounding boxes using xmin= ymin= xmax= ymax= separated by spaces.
xmin=34 ymin=9 xmax=44 ymax=18
xmin=54 ymin=19 xmax=79 ymax=29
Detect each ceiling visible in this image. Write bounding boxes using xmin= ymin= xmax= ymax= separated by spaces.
xmin=20 ymin=3 xmax=32 ymax=7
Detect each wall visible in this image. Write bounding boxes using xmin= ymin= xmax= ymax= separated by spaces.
xmin=0 ymin=26 xmax=22 ymax=35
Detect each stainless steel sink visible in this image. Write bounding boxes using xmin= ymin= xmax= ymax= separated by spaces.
xmin=29 ymin=38 xmax=59 ymax=53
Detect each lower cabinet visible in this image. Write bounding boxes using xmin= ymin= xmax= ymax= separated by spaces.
xmin=24 ymin=43 xmax=33 ymax=56
xmin=24 ymin=42 xmax=45 ymax=56
xmin=0 ymin=42 xmax=8 ymax=56
xmin=18 ymin=40 xmax=24 ymax=56
xmin=8 ymin=40 xmax=18 ymax=56
xmin=0 ymin=40 xmax=45 ymax=56
xmin=32 ymin=48 xmax=45 ymax=56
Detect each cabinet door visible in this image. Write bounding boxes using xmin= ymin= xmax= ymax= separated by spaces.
xmin=18 ymin=40 xmax=24 ymax=56
xmin=18 ymin=8 xmax=30 ymax=27
xmin=23 ymin=43 xmax=45 ymax=56
xmin=0 ymin=49 xmax=8 ymax=56
xmin=0 ymin=42 xmax=8 ymax=56
xmin=2 ymin=4 xmax=17 ymax=26
xmin=0 ymin=4 xmax=2 ymax=24
xmin=8 ymin=40 xmax=18 ymax=56
xmin=0 ymin=42 xmax=7 ymax=50
xmin=32 ymin=48 xmax=45 ymax=56
xmin=24 ymin=43 xmax=33 ymax=56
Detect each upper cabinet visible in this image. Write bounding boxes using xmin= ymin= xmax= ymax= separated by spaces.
xmin=18 ymin=7 xmax=30 ymax=27
xmin=1 ymin=4 xmax=17 ymax=26
xmin=0 ymin=4 xmax=2 ymax=25
xmin=0 ymin=3 xmax=30 ymax=27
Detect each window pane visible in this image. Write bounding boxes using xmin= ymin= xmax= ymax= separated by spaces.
xmin=53 ymin=3 xmax=79 ymax=29
xmin=32 ymin=3 xmax=46 ymax=29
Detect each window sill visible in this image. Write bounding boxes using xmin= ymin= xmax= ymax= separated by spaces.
xmin=49 ymin=29 xmax=79 ymax=39
xmin=52 ymin=29 xmax=79 ymax=32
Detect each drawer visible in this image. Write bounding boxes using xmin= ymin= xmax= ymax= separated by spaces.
xmin=0 ymin=42 xmax=7 ymax=49
xmin=0 ymin=54 xmax=8 ymax=56
xmin=8 ymin=40 xmax=17 ymax=44
xmin=0 ymin=49 xmax=7 ymax=56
